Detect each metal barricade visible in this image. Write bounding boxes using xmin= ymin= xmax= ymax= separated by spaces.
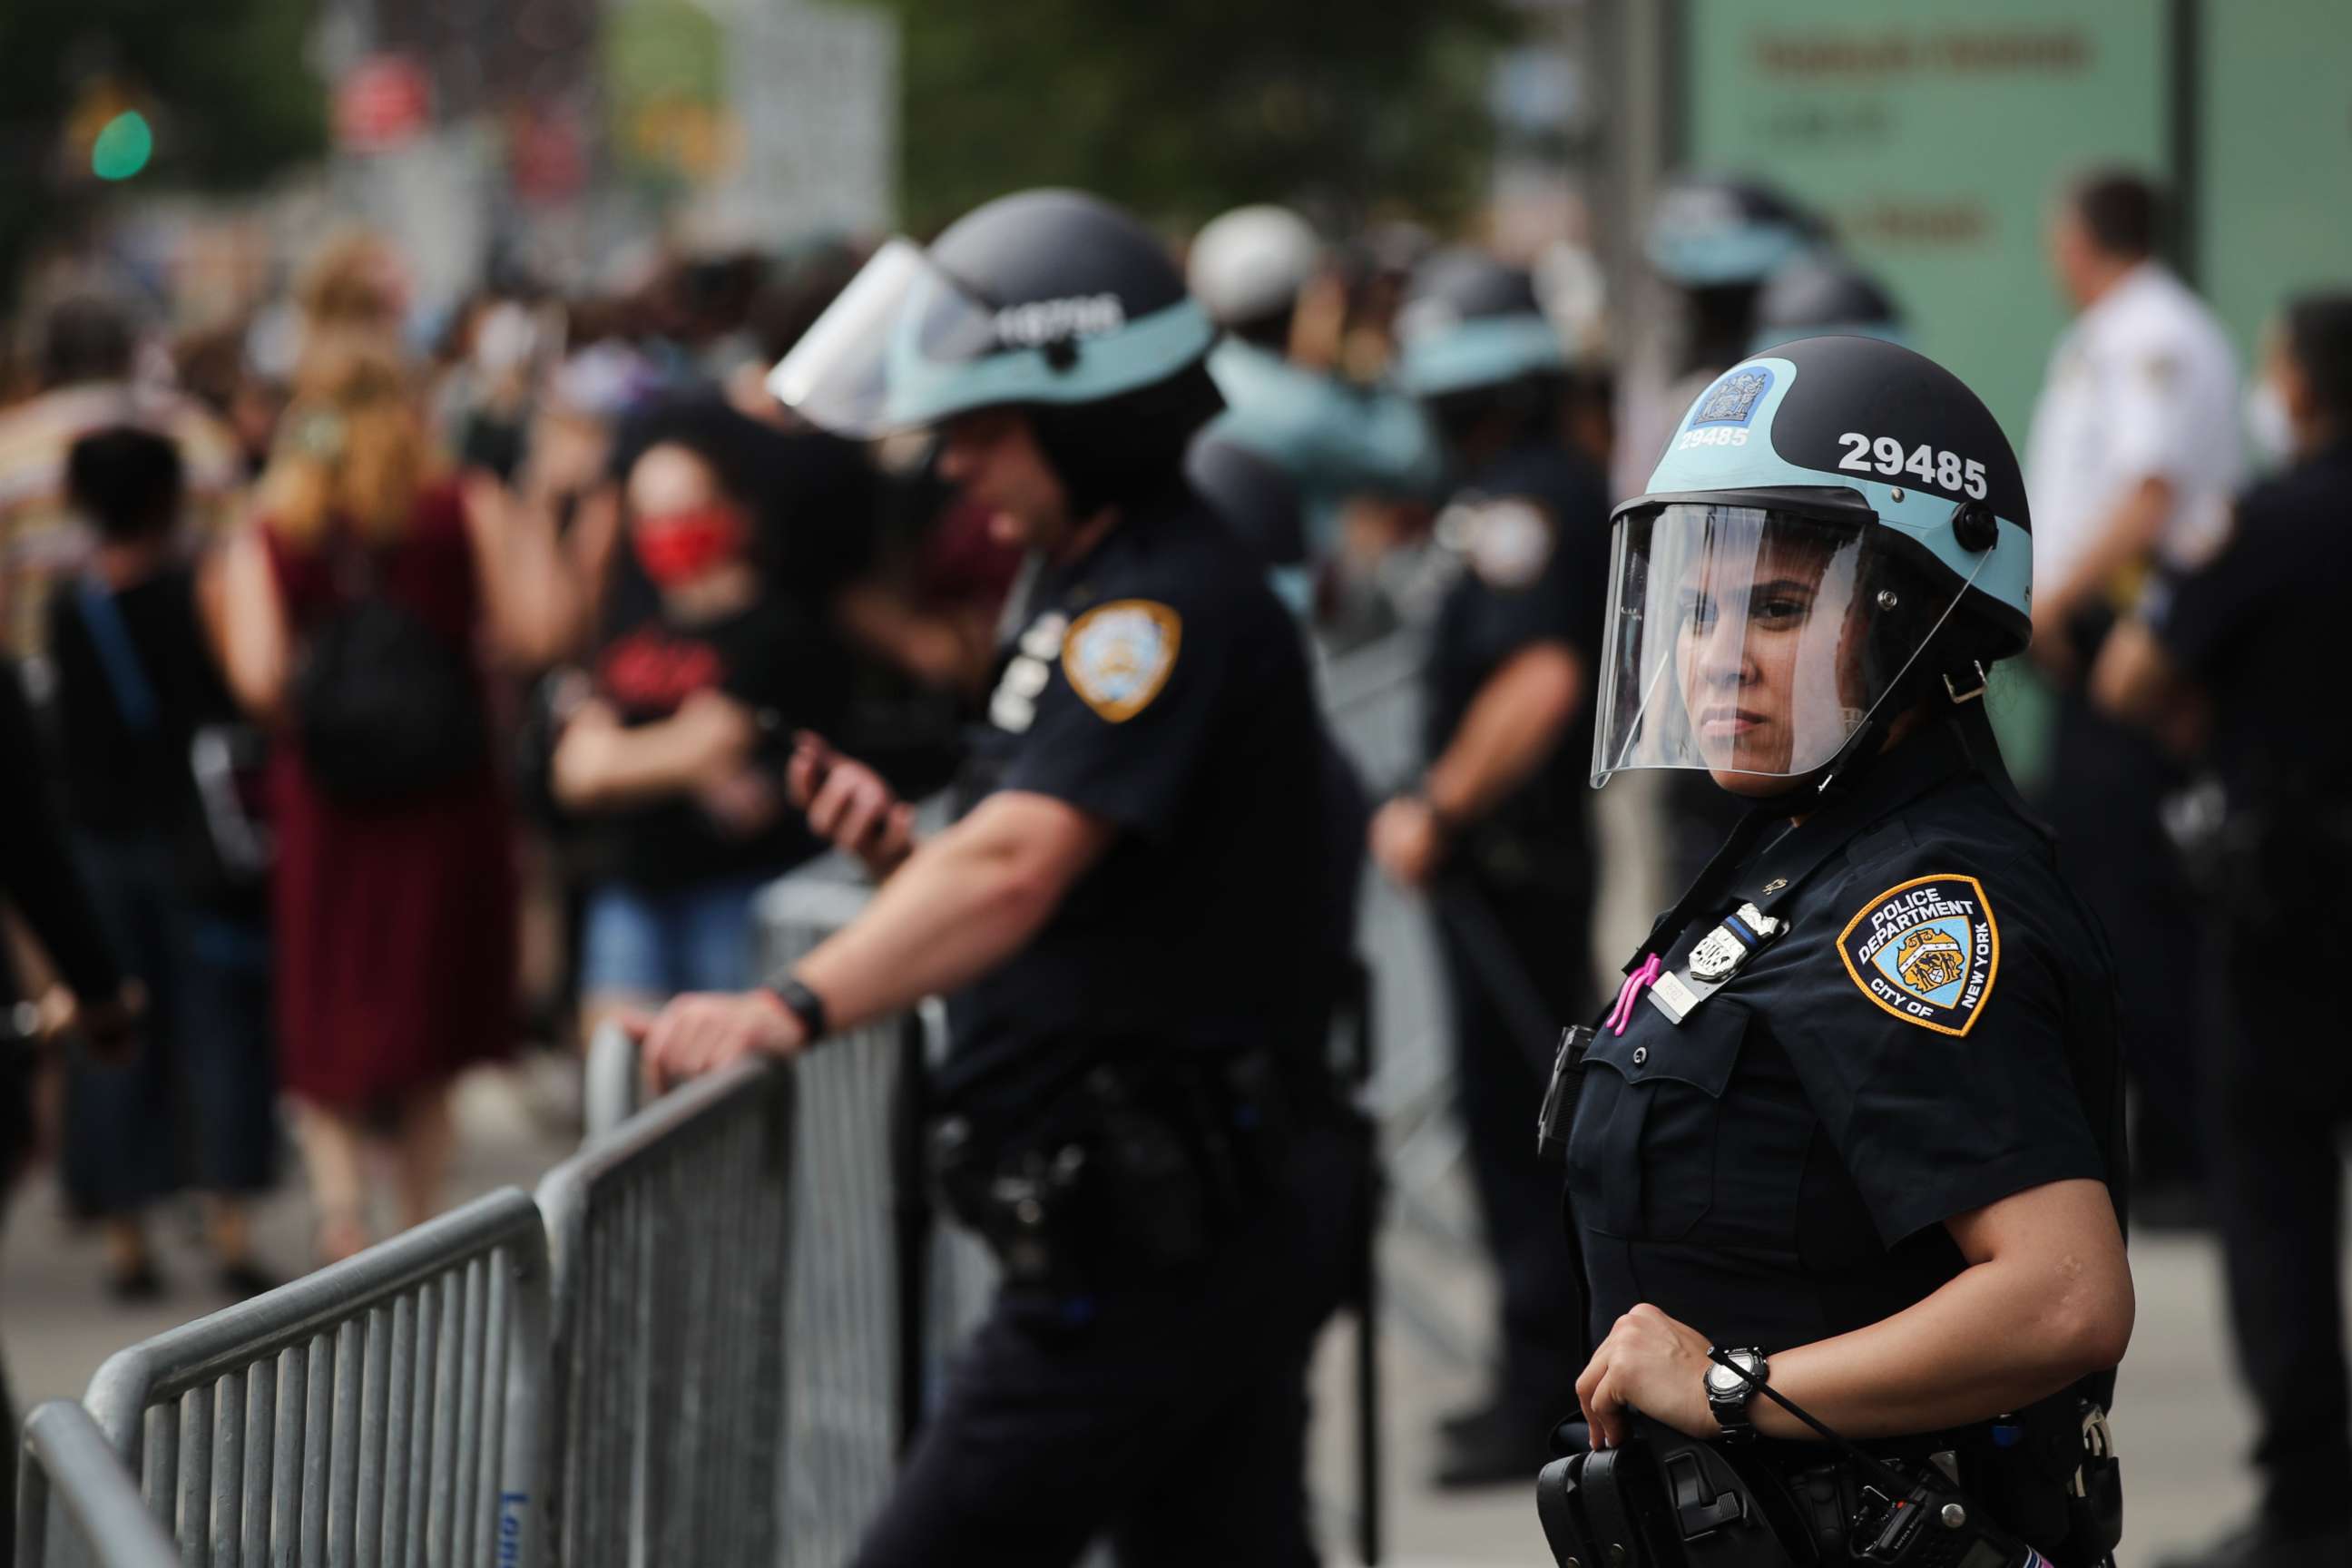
xmin=534 ymin=1056 xmax=796 ymax=1568
xmin=81 ymin=1190 xmax=550 ymax=1568
xmin=17 ymin=1403 xmax=180 ymax=1568
xmin=752 ymin=869 xmax=950 ymax=1568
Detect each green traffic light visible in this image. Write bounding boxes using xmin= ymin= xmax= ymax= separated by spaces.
xmin=92 ymin=112 xmax=153 ymax=181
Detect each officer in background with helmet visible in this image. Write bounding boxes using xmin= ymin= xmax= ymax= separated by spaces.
xmin=1189 ymin=203 xmax=1441 ymax=613
xmin=1368 ymin=248 xmax=1612 ymax=1486
xmin=1541 ymin=336 xmax=2131 ymax=1568
xmin=632 ymin=189 xmax=1361 ymax=1566
xmin=2097 ymin=292 xmax=2352 ymax=1568
xmin=1749 ymin=253 xmax=1906 ymax=354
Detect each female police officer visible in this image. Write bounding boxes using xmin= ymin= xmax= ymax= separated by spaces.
xmin=1551 ymin=335 xmax=2133 ymax=1564
xmin=631 ymin=189 xmax=1360 ymax=1566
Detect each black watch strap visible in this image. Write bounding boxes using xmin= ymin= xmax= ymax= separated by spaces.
xmin=769 ymin=977 xmax=829 ymax=1041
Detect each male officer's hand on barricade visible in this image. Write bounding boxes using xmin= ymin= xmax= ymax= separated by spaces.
xmin=786 ymin=731 xmax=918 ymax=878
xmin=626 ymin=989 xmax=808 ymax=1093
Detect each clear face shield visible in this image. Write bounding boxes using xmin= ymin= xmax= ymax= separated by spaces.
xmin=1591 ymin=503 xmax=1987 ymax=789
xmin=765 ymin=238 xmax=1016 ymax=437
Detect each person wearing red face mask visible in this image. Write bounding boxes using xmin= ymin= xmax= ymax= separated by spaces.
xmin=552 ymin=435 xmax=853 ymax=1048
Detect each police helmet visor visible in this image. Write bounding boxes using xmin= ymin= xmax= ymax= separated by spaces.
xmin=1592 ymin=502 xmax=1989 ymax=788
xmin=766 ymin=239 xmax=1003 ymax=436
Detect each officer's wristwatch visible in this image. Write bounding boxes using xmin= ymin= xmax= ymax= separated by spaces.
xmin=1703 ymin=1348 xmax=1769 ymax=1444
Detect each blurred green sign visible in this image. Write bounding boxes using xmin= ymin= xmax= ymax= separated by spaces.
xmin=2198 ymin=0 xmax=2352 ymax=385
xmin=1681 ymin=0 xmax=2169 ymax=443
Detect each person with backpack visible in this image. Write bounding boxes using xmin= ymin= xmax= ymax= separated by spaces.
xmin=45 ymin=425 xmax=277 ymax=1298
xmin=215 ymin=332 xmax=576 ymax=1261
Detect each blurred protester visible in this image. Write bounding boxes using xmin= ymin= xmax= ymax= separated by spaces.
xmin=2024 ymin=169 xmax=2240 ymax=1220
xmin=1376 ymin=250 xmax=1611 ymax=1486
xmin=1189 ymin=205 xmax=1440 ymax=616
xmin=0 ymin=647 xmax=142 ymax=1562
xmin=1749 ymin=251 xmax=1907 ymax=353
xmin=552 ymin=421 xmax=855 ymax=1035
xmin=2096 ymin=292 xmax=2352 ymax=1568
xmin=213 ymin=334 xmax=573 ymax=1260
xmin=1621 ymin=178 xmax=1826 ymax=889
xmin=47 ymin=426 xmax=276 ymax=1299
xmin=0 ymin=295 xmax=241 ymax=663
xmin=294 ymin=232 xmax=410 ymax=348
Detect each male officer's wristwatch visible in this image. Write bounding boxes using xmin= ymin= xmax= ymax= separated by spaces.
xmin=1704 ymin=1348 xmax=1769 ymax=1443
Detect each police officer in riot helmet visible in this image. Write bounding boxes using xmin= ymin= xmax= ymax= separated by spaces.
xmin=1749 ymin=253 xmax=1906 ymax=354
xmin=633 ymin=189 xmax=1362 ymax=1565
xmin=1374 ymin=247 xmax=1614 ymax=1485
xmin=1542 ymin=336 xmax=2132 ymax=1567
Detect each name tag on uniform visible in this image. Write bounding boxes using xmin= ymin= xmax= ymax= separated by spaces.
xmin=1647 ymin=903 xmax=1784 ymax=1024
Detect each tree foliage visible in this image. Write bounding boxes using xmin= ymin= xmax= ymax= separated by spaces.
xmin=0 ymin=0 xmax=327 ymax=307
xmin=871 ymin=0 xmax=1520 ymax=236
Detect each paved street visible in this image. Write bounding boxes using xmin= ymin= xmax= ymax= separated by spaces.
xmin=0 ymin=1061 xmax=2285 ymax=1567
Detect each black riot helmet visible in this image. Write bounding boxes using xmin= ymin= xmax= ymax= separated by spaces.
xmin=1394 ymin=249 xmax=1571 ymax=452
xmin=1750 ymin=253 xmax=1906 ymax=353
xmin=1645 ymin=177 xmax=1824 ymax=289
xmin=1595 ymin=335 xmax=2033 ymax=790
xmin=769 ymin=188 xmax=1223 ymax=514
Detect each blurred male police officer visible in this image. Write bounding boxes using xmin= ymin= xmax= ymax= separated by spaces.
xmin=2098 ymin=293 xmax=2352 ymax=1568
xmin=1369 ymin=250 xmax=1612 ymax=1485
xmin=632 ymin=189 xmax=1360 ymax=1567
xmin=1189 ymin=203 xmax=1441 ymax=613
xmin=2024 ymin=169 xmax=2240 ymax=1217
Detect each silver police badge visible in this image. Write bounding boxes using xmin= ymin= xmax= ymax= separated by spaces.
xmin=1687 ymin=926 xmax=1748 ymax=983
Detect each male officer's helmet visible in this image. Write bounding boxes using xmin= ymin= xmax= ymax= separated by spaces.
xmin=1592 ymin=335 xmax=2032 ymax=788
xmin=1646 ymin=177 xmax=1824 ymax=289
xmin=1750 ymin=253 xmax=1906 ymax=354
xmin=769 ymin=188 xmax=1215 ymax=437
xmin=1187 ymin=205 xmax=1320 ymax=332
xmin=1392 ymin=249 xmax=1570 ymax=399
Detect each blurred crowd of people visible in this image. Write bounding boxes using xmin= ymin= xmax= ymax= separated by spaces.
xmin=0 ymin=159 xmax=2344 ymax=1553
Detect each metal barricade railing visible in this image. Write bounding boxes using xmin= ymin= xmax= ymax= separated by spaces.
xmin=534 ymin=1055 xmax=796 ymax=1568
xmin=80 ymin=1189 xmax=550 ymax=1568
xmin=17 ymin=1402 xmax=180 ymax=1568
xmin=751 ymin=868 xmax=947 ymax=1568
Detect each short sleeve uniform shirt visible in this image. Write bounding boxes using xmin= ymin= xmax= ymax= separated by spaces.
xmin=1564 ymin=723 xmax=2118 ymax=1355
xmin=940 ymin=491 xmax=1338 ymax=1120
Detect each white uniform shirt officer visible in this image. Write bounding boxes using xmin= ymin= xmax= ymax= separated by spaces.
xmin=2024 ymin=260 xmax=2242 ymax=603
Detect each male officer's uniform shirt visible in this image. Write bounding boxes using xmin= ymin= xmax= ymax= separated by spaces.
xmin=2143 ymin=439 xmax=2352 ymax=806
xmin=1425 ymin=442 xmax=1612 ymax=879
xmin=941 ymin=489 xmax=1335 ymax=1122
xmin=1563 ymin=720 xmax=2116 ymax=1354
xmin=2024 ymin=261 xmax=2242 ymax=601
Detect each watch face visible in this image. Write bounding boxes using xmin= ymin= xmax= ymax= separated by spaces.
xmin=1706 ymin=1363 xmax=1741 ymax=1397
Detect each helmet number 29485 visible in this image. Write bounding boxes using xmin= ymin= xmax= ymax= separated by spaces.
xmin=1836 ymin=432 xmax=1987 ymax=499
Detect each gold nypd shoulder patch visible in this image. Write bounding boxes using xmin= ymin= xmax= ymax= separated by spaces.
xmin=1062 ymin=600 xmax=1181 ymax=722
xmin=1835 ymin=873 xmax=2001 ymax=1036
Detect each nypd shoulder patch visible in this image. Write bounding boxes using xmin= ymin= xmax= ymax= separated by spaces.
xmin=1463 ymin=497 xmax=1555 ymax=590
xmin=1835 ymin=873 xmax=2001 ymax=1036
xmin=1063 ymin=600 xmax=1181 ymax=722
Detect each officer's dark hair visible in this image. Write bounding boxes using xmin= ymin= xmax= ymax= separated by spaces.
xmin=2066 ymin=170 xmax=2162 ymax=262
xmin=66 ymin=425 xmax=184 ymax=544
xmin=2283 ymin=290 xmax=2352 ymax=425
xmin=1426 ymin=370 xmax=1568 ymax=456
xmin=39 ymin=296 xmax=136 ymax=388
xmin=1225 ymin=304 xmax=1296 ymax=356
xmin=1024 ymin=358 xmax=1227 ymax=519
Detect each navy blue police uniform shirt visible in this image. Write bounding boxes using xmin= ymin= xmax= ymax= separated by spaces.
xmin=2143 ymin=438 xmax=2352 ymax=807
xmin=938 ymin=487 xmax=1337 ymax=1122
xmin=1426 ymin=443 xmax=1612 ymax=879
xmin=1564 ymin=720 xmax=2118 ymax=1357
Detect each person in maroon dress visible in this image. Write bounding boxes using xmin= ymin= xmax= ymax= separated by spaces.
xmin=212 ymin=331 xmax=576 ymax=1260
